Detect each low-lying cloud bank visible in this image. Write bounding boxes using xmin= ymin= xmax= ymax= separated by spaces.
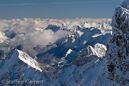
xmin=0 ymin=18 xmax=111 ymax=47
xmin=11 ymin=29 xmax=69 ymax=46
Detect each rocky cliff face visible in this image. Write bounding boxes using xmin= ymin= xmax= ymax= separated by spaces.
xmin=105 ymin=0 xmax=129 ymax=85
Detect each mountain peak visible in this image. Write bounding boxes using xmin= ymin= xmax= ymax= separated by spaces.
xmin=105 ymin=0 xmax=129 ymax=85
xmin=0 ymin=49 xmax=42 ymax=73
xmin=121 ymin=0 xmax=129 ymax=9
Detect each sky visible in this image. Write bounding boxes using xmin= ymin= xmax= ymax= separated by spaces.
xmin=0 ymin=0 xmax=123 ymax=19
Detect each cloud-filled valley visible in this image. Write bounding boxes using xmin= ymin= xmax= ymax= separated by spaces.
xmin=10 ymin=29 xmax=69 ymax=46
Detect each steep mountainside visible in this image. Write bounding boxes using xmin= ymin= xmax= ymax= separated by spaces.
xmin=0 ymin=49 xmax=50 ymax=86
xmin=0 ymin=18 xmax=112 ymax=86
xmin=105 ymin=0 xmax=129 ymax=85
xmin=0 ymin=0 xmax=129 ymax=85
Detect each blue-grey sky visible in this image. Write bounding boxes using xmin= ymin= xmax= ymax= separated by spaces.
xmin=0 ymin=0 xmax=123 ymax=19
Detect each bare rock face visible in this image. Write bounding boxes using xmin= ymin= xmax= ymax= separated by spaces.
xmin=106 ymin=0 xmax=129 ymax=85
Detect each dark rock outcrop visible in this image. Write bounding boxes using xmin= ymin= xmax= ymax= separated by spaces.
xmin=106 ymin=0 xmax=129 ymax=85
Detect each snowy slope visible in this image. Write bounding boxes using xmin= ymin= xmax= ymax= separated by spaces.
xmin=73 ymin=43 xmax=106 ymax=66
xmin=17 ymin=50 xmax=42 ymax=72
xmin=0 ymin=49 xmax=42 ymax=75
xmin=0 ymin=49 xmax=51 ymax=86
xmin=50 ymin=44 xmax=108 ymax=86
xmin=0 ymin=18 xmax=112 ymax=86
xmin=1 ymin=0 xmax=129 ymax=85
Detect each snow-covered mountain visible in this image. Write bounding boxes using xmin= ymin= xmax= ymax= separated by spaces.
xmin=73 ymin=43 xmax=106 ymax=66
xmin=0 ymin=49 xmax=51 ymax=86
xmin=1 ymin=0 xmax=129 ymax=85
xmin=0 ymin=18 xmax=112 ymax=86
xmin=0 ymin=18 xmax=112 ymax=67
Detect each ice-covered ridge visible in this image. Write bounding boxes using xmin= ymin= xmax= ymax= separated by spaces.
xmin=85 ymin=43 xmax=107 ymax=58
xmin=94 ymin=43 xmax=107 ymax=58
xmin=65 ymin=49 xmax=72 ymax=57
xmin=17 ymin=49 xmax=42 ymax=72
xmin=73 ymin=43 xmax=107 ymax=66
xmin=0 ymin=49 xmax=42 ymax=78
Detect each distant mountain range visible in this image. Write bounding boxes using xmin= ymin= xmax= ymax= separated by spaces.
xmin=0 ymin=18 xmax=112 ymax=86
xmin=1 ymin=0 xmax=129 ymax=85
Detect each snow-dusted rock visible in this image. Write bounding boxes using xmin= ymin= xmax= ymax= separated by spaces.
xmin=1 ymin=49 xmax=42 ymax=72
xmin=73 ymin=43 xmax=106 ymax=66
xmin=94 ymin=43 xmax=107 ymax=58
xmin=105 ymin=0 xmax=129 ymax=85
xmin=17 ymin=50 xmax=42 ymax=72
xmin=0 ymin=18 xmax=112 ymax=86
xmin=0 ymin=49 xmax=53 ymax=86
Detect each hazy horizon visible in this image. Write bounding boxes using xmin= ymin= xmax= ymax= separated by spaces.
xmin=0 ymin=0 xmax=122 ymax=20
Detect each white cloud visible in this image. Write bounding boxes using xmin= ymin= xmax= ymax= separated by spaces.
xmin=0 ymin=3 xmax=33 ymax=6
xmin=11 ymin=29 xmax=69 ymax=46
xmin=0 ymin=18 xmax=111 ymax=47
